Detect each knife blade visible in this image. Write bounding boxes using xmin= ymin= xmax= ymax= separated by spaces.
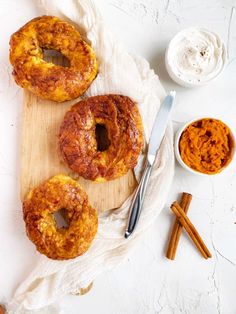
xmin=124 ymin=91 xmax=176 ymax=238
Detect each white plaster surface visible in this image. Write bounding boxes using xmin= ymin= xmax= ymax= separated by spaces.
xmin=0 ymin=0 xmax=236 ymax=313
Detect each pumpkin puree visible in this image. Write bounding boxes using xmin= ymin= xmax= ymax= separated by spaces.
xmin=179 ymin=118 xmax=234 ymax=174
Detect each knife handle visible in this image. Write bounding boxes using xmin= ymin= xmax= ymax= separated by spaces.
xmin=124 ymin=160 xmax=152 ymax=238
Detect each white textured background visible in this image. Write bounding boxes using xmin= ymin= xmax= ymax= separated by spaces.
xmin=0 ymin=0 xmax=236 ymax=313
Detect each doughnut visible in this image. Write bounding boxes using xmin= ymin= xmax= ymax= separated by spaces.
xmin=59 ymin=95 xmax=144 ymax=181
xmin=23 ymin=175 xmax=98 ymax=260
xmin=9 ymin=16 xmax=98 ymax=102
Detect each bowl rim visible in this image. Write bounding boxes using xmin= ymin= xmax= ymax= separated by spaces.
xmin=175 ymin=116 xmax=236 ymax=176
xmin=165 ymin=27 xmax=227 ymax=88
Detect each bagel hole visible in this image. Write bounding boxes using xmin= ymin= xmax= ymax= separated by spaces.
xmin=95 ymin=124 xmax=111 ymax=152
xmin=43 ymin=49 xmax=70 ymax=67
xmin=54 ymin=208 xmax=69 ymax=229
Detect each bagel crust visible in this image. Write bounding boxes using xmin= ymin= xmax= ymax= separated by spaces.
xmin=9 ymin=16 xmax=98 ymax=102
xmin=59 ymin=95 xmax=144 ymax=181
xmin=23 ymin=175 xmax=98 ymax=260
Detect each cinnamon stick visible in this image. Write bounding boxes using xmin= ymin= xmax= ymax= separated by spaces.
xmin=166 ymin=192 xmax=192 ymax=260
xmin=171 ymin=202 xmax=212 ymax=259
xmin=0 ymin=305 xmax=5 ymax=314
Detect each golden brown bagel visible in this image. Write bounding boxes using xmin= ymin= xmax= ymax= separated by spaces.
xmin=23 ymin=175 xmax=98 ymax=260
xmin=59 ymin=95 xmax=144 ymax=181
xmin=9 ymin=16 xmax=98 ymax=102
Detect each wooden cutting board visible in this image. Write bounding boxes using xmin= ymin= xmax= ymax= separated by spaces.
xmin=20 ymin=57 xmax=137 ymax=211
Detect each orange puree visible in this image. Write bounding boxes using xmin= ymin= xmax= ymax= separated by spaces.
xmin=179 ymin=118 xmax=234 ymax=174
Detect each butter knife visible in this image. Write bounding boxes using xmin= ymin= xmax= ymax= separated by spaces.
xmin=124 ymin=91 xmax=176 ymax=238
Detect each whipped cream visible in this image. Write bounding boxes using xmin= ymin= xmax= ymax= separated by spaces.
xmin=165 ymin=28 xmax=226 ymax=87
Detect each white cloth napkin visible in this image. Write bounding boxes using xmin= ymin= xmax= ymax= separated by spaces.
xmin=8 ymin=0 xmax=174 ymax=312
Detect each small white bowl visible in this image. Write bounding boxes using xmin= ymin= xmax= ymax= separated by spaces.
xmin=165 ymin=27 xmax=227 ymax=88
xmin=175 ymin=117 xmax=236 ymax=176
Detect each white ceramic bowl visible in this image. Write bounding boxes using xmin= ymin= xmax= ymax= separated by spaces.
xmin=165 ymin=28 xmax=227 ymax=88
xmin=175 ymin=117 xmax=236 ymax=176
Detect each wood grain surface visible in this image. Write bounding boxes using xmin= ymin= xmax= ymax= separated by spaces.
xmin=20 ymin=57 xmax=137 ymax=211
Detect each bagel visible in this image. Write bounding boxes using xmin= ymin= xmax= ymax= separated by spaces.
xmin=9 ymin=16 xmax=98 ymax=102
xmin=59 ymin=95 xmax=144 ymax=181
xmin=23 ymin=175 xmax=98 ymax=260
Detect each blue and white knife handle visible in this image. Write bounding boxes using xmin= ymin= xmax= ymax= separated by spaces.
xmin=124 ymin=160 xmax=152 ymax=238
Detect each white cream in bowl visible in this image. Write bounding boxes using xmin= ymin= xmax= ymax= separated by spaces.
xmin=165 ymin=28 xmax=226 ymax=87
